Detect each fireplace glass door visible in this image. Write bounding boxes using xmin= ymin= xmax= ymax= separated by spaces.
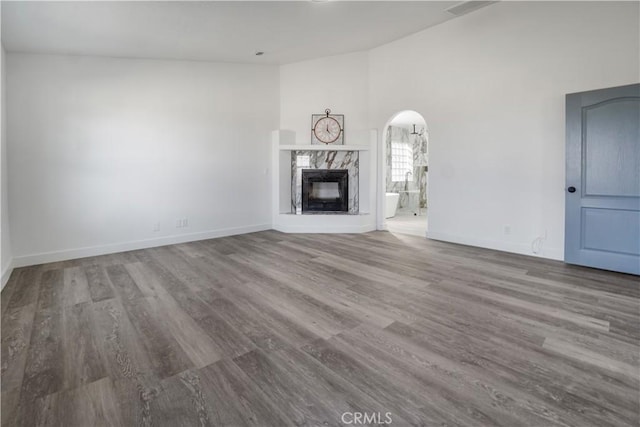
xmin=302 ymin=169 xmax=348 ymax=213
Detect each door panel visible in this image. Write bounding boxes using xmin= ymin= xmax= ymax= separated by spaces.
xmin=565 ymin=83 xmax=640 ymax=275
xmin=582 ymin=208 xmax=640 ymax=255
xmin=584 ymin=99 xmax=640 ymax=196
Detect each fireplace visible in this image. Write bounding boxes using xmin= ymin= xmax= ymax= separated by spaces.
xmin=302 ymin=169 xmax=349 ymax=213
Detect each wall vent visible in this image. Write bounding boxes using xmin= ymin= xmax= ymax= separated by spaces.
xmin=445 ymin=1 xmax=497 ymax=16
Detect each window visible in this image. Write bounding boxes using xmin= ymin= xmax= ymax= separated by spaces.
xmin=391 ymin=141 xmax=413 ymax=182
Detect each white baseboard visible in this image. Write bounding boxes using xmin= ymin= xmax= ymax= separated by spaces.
xmin=1 ymin=259 xmax=14 ymax=291
xmin=7 ymin=225 xmax=563 ymax=272
xmin=426 ymin=231 xmax=563 ymax=261
xmin=12 ymin=223 xmax=271 ymax=268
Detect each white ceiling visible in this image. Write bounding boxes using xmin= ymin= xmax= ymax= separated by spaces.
xmin=1 ymin=1 xmax=465 ymax=65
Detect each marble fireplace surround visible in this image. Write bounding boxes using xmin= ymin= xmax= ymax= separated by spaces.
xmin=291 ymin=150 xmax=359 ymax=214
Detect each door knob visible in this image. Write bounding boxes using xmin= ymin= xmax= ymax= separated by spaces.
xmin=567 ymin=186 xmax=576 ymax=193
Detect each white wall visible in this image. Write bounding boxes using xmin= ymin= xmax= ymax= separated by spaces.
xmin=5 ymin=1 xmax=638 ymax=266
xmin=280 ymin=51 xmax=369 ymax=145
xmin=369 ymin=1 xmax=639 ymax=259
xmin=1 ymin=44 xmax=12 ymax=287
xmin=7 ymin=54 xmax=279 ymax=265
xmin=278 ymin=51 xmax=376 ymax=220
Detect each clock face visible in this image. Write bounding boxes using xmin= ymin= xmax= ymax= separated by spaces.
xmin=313 ymin=117 xmax=342 ymax=144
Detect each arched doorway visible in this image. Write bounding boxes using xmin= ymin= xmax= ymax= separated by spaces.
xmin=380 ymin=110 xmax=428 ymax=237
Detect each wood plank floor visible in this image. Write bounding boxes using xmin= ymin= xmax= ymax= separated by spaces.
xmin=1 ymin=231 xmax=639 ymax=426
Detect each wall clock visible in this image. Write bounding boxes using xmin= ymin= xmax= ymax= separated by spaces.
xmin=311 ymin=109 xmax=344 ymax=145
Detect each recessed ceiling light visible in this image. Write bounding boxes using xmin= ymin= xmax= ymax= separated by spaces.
xmin=255 ymin=51 xmax=264 ymax=56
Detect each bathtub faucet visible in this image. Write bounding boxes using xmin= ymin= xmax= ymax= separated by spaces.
xmin=404 ymin=171 xmax=412 ymax=190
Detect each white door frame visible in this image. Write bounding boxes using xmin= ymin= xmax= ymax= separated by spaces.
xmin=377 ymin=110 xmax=428 ymax=232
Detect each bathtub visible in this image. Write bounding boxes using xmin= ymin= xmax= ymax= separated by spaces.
xmin=385 ymin=193 xmax=400 ymax=218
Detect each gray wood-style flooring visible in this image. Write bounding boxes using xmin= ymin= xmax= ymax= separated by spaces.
xmin=1 ymin=231 xmax=639 ymax=426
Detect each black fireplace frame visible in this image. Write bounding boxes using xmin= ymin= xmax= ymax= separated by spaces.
xmin=302 ymin=169 xmax=349 ymax=213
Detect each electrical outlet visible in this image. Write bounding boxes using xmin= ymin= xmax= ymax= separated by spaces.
xmin=504 ymin=225 xmax=511 ymax=235
xmin=152 ymin=222 xmax=160 ymax=232
xmin=182 ymin=218 xmax=189 ymax=227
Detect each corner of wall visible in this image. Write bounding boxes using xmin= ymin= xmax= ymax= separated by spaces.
xmin=0 ymin=44 xmax=13 ymax=292
xmin=1 ymin=258 xmax=13 ymax=291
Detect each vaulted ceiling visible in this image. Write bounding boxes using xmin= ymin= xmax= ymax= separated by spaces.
xmin=2 ymin=1 xmax=472 ymax=64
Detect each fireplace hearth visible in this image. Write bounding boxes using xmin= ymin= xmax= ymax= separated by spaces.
xmin=302 ymin=169 xmax=348 ymax=213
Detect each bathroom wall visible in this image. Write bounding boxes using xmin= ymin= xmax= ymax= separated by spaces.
xmin=385 ymin=125 xmax=428 ymax=211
